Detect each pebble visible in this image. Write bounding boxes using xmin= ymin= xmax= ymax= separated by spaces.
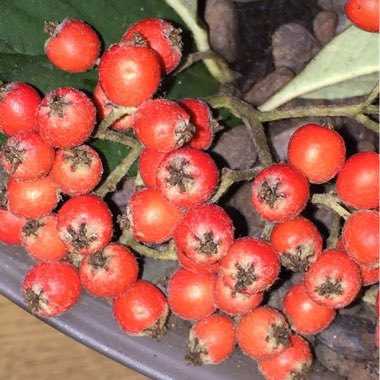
xmin=313 ymin=11 xmax=338 ymax=44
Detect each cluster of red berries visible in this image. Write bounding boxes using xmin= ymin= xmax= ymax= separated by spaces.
xmin=0 ymin=13 xmax=379 ymax=380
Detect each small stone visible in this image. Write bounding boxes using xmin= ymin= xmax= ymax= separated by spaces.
xmin=317 ymin=0 xmax=346 ymax=14
xmin=272 ymin=23 xmax=321 ymax=73
xmin=111 ymin=177 xmax=136 ymax=211
xmin=211 ymin=125 xmax=257 ymax=170
xmin=313 ymin=11 xmax=338 ymax=44
xmin=204 ymin=0 xmax=239 ymax=63
xmin=244 ymin=67 xmax=295 ymax=107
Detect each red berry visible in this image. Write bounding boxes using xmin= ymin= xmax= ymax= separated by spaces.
xmin=173 ymin=204 xmax=234 ymax=264
xmin=0 ymin=82 xmax=40 ymax=136
xmin=186 ymin=314 xmax=235 ymax=365
xmin=220 ymin=237 xmax=280 ymax=294
xmin=345 ymin=0 xmax=379 ymax=32
xmin=113 ymin=280 xmax=169 ymax=339
xmin=177 ymin=249 xmax=220 ymax=275
xmin=134 ymin=99 xmax=194 ymax=152
xmin=236 ymin=306 xmax=291 ymax=359
xmin=22 ymin=262 xmax=81 ymax=317
xmin=156 ymin=147 xmax=219 ymax=208
xmin=360 ymin=263 xmax=379 ymax=286
xmin=1 ymin=131 xmax=55 ymax=181
xmin=44 ymin=18 xmax=100 ymax=73
xmin=270 ymin=216 xmax=323 ymax=272
xmin=7 ymin=176 xmax=59 ymax=219
xmin=37 ymin=87 xmax=96 ymax=148
xmin=57 ymin=194 xmax=113 ymax=255
xmin=20 ymin=214 xmax=68 ymax=262
xmin=138 ymin=148 xmax=167 ymax=189
xmin=251 ymin=163 xmax=309 ymax=223
xmin=258 ymin=334 xmax=313 ymax=380
xmin=287 ymin=123 xmax=346 ymax=184
xmin=126 ymin=188 xmax=181 ymax=244
xmin=98 ymin=43 xmax=161 ymax=107
xmin=336 ymin=151 xmax=379 ymax=209
xmin=283 ymin=282 xmax=336 ymax=335
xmin=304 ymin=249 xmax=362 ymax=308
xmin=122 ymin=18 xmax=182 ymax=74
xmin=0 ymin=208 xmax=26 ymax=245
xmin=342 ymin=210 xmax=379 ymax=267
xmin=214 ymin=274 xmax=263 ymax=316
xmin=168 ymin=268 xmax=216 ymax=321
xmin=80 ymin=243 xmax=138 ymax=298
xmin=179 ymin=98 xmax=216 ymax=150
xmin=92 ymin=83 xmax=135 ymax=131
xmin=49 ymin=144 xmax=103 ymax=195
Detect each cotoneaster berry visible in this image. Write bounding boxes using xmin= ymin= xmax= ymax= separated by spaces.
xmin=122 ymin=18 xmax=183 ymax=74
xmin=186 ymin=314 xmax=235 ymax=365
xmin=134 ymin=99 xmax=194 ymax=152
xmin=173 ymin=204 xmax=234 ymax=264
xmin=251 ymin=163 xmax=309 ymax=223
xmin=236 ymin=306 xmax=291 ymax=360
xmin=36 ymin=87 xmax=96 ymax=148
xmin=49 ymin=144 xmax=103 ymax=195
xmin=44 ymin=18 xmax=101 ymax=73
xmin=98 ymin=43 xmax=161 ymax=107
xmin=22 ymin=261 xmax=81 ymax=317
xmin=270 ymin=216 xmax=323 ymax=272
xmin=345 ymin=0 xmax=380 ymax=32
xmin=287 ymin=123 xmax=346 ymax=184
xmin=1 ymin=131 xmax=55 ymax=181
xmin=0 ymin=82 xmax=40 ymax=136
xmin=0 ymin=208 xmax=26 ymax=245
xmin=155 ymin=147 xmax=219 ymax=208
xmin=138 ymin=148 xmax=167 ymax=189
xmin=113 ymin=280 xmax=169 ymax=339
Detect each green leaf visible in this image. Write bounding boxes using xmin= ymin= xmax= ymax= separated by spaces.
xmin=259 ymin=26 xmax=380 ymax=112
xmin=0 ymin=132 xmax=7 ymax=149
xmin=0 ymin=0 xmax=220 ymax=170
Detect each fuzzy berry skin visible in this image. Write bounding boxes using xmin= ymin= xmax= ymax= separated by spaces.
xmin=0 ymin=82 xmax=40 ymax=136
xmin=92 ymin=83 xmax=135 ymax=131
xmin=360 ymin=264 xmax=379 ymax=286
xmin=20 ymin=214 xmax=68 ymax=262
xmin=126 ymin=188 xmax=181 ymax=244
xmin=80 ymin=243 xmax=138 ymax=298
xmin=138 ymin=148 xmax=167 ymax=189
xmin=176 ymin=249 xmax=220 ymax=275
xmin=44 ymin=18 xmax=100 ymax=73
xmin=22 ymin=262 xmax=81 ymax=317
xmin=7 ymin=176 xmax=59 ymax=219
xmin=156 ymin=147 xmax=219 ymax=208
xmin=179 ymin=98 xmax=216 ymax=150
xmin=1 ymin=131 xmax=55 ymax=181
xmin=36 ymin=87 xmax=96 ymax=149
xmin=304 ymin=249 xmax=362 ymax=309
xmin=214 ymin=274 xmax=263 ymax=316
xmin=187 ymin=314 xmax=236 ymax=365
xmin=258 ymin=335 xmax=313 ymax=380
xmin=220 ymin=237 xmax=280 ymax=294
xmin=342 ymin=210 xmax=379 ymax=268
xmin=122 ymin=18 xmax=182 ymax=74
xmin=134 ymin=99 xmax=193 ymax=152
xmin=345 ymin=0 xmax=379 ymax=32
xmin=270 ymin=216 xmax=323 ymax=272
xmin=283 ymin=282 xmax=336 ymax=335
xmin=113 ymin=280 xmax=169 ymax=339
xmin=287 ymin=123 xmax=346 ymax=184
xmin=49 ymin=144 xmax=103 ymax=196
xmin=98 ymin=43 xmax=161 ymax=107
xmin=174 ymin=204 xmax=234 ymax=264
xmin=236 ymin=306 xmax=291 ymax=360
xmin=0 ymin=209 xmax=26 ymax=245
xmin=168 ymin=268 xmax=216 ymax=321
xmin=57 ymin=194 xmax=113 ymax=256
xmin=336 ymin=151 xmax=379 ymax=209
xmin=251 ymin=163 xmax=309 ymax=223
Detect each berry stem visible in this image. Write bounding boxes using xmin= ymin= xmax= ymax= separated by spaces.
xmin=210 ymin=167 xmax=261 ymax=203
xmin=207 ymin=95 xmax=274 ymax=167
xmin=119 ymin=230 xmax=177 ymax=261
xmin=95 ymin=144 xmax=142 ymax=198
xmin=95 ymin=107 xmax=136 ymax=137
xmin=326 ymin=211 xmax=342 ymax=249
xmin=311 ymin=193 xmax=351 ymax=220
